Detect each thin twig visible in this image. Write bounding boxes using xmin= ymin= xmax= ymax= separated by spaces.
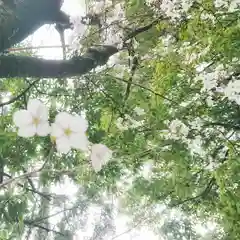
xmin=2 ymin=172 xmax=52 ymax=200
xmin=24 ymin=220 xmax=65 ymax=236
xmin=0 ymin=169 xmax=41 ymax=189
xmin=0 ymin=79 xmax=40 ymax=107
xmin=0 ymin=148 xmax=54 ymax=189
xmin=170 ymin=178 xmax=216 ymax=208
xmin=107 ymin=74 xmax=179 ymax=105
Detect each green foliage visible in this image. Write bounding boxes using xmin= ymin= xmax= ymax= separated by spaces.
xmin=2 ymin=0 xmax=240 ymax=239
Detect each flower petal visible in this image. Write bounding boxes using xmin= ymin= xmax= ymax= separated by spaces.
xmin=51 ymin=123 xmax=64 ymax=138
xmin=55 ymin=112 xmax=72 ymax=128
xmin=13 ymin=110 xmax=32 ymax=127
xmin=27 ymin=99 xmax=48 ymax=120
xmin=70 ymin=115 xmax=88 ymax=133
xmin=36 ymin=122 xmax=50 ymax=136
xmin=91 ymin=156 xmax=103 ymax=172
xmin=90 ymin=144 xmax=113 ymax=172
xmin=56 ymin=137 xmax=71 ymax=154
xmin=18 ymin=125 xmax=36 ymax=137
xmin=69 ymin=133 xmax=89 ymax=151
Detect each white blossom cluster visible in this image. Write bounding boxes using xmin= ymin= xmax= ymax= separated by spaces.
xmin=160 ymin=118 xmax=208 ymax=157
xmin=214 ymin=0 xmax=240 ymax=12
xmin=13 ymin=99 xmax=112 ymax=172
xmin=147 ymin=0 xmax=240 ymax=18
xmin=102 ymin=2 xmax=126 ymax=46
xmin=145 ymin=0 xmax=193 ymax=19
xmin=197 ymin=64 xmax=228 ymax=91
xmin=90 ymin=0 xmax=111 ymax=15
xmin=168 ymin=119 xmax=189 ymax=140
xmin=68 ymin=16 xmax=88 ymax=51
xmin=68 ymin=0 xmax=126 ymax=50
xmin=196 ymin=62 xmax=240 ymax=105
xmin=116 ymin=107 xmax=145 ymax=131
xmin=223 ymin=78 xmax=240 ymax=105
xmin=178 ymin=42 xmax=211 ymax=65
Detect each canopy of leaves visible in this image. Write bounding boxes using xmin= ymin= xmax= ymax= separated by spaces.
xmin=0 ymin=0 xmax=240 ymax=239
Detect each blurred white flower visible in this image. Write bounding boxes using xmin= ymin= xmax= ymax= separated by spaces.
xmin=223 ymin=80 xmax=240 ymax=105
xmin=228 ymin=0 xmax=240 ymax=12
xmin=103 ymin=2 xmax=125 ymax=45
xmin=189 ymin=117 xmax=203 ymax=131
xmin=116 ymin=114 xmax=144 ymax=131
xmin=141 ymin=161 xmax=154 ymax=179
xmin=116 ymin=117 xmax=129 ymax=131
xmin=68 ymin=16 xmax=87 ymax=51
xmin=201 ymin=72 xmax=217 ymax=91
xmin=224 ymin=80 xmax=240 ymax=95
xmin=187 ymin=135 xmax=204 ymax=156
xmin=206 ymin=96 xmax=214 ymax=107
xmin=134 ymin=107 xmax=145 ymax=116
xmin=181 ymin=0 xmax=193 ymax=11
xmin=90 ymin=144 xmax=113 ymax=172
xmin=160 ymin=0 xmax=177 ymax=18
xmin=13 ymin=99 xmax=50 ymax=137
xmin=214 ymin=0 xmax=228 ymax=8
xmin=51 ymin=112 xmax=89 ymax=154
xmin=129 ymin=118 xmax=144 ymax=128
xmin=169 ymin=119 xmax=189 ymax=139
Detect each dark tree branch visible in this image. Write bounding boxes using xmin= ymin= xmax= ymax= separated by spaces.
xmin=24 ymin=220 xmax=65 ymax=236
xmin=0 ymin=46 xmax=118 ymax=78
xmin=123 ymin=19 xmax=160 ymax=45
xmin=0 ymin=0 xmax=161 ymax=79
xmin=0 ymin=0 xmax=71 ymax=52
xmin=170 ymin=178 xmax=216 ymax=208
xmin=2 ymin=172 xmax=52 ymax=201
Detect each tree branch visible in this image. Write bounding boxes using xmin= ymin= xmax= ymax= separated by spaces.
xmin=24 ymin=220 xmax=65 ymax=236
xmin=170 ymin=178 xmax=216 ymax=208
xmin=0 ymin=46 xmax=118 ymax=78
xmin=0 ymin=4 xmax=163 ymax=78
xmin=0 ymin=0 xmax=71 ymax=52
xmin=2 ymin=172 xmax=52 ymax=201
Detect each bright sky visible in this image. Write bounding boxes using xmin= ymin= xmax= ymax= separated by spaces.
xmin=28 ymin=0 xmax=160 ymax=239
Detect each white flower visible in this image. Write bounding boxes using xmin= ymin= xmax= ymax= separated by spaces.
xmin=195 ymin=62 xmax=209 ymax=73
xmin=187 ymin=136 xmax=204 ymax=156
xmin=68 ymin=16 xmax=87 ymax=51
xmin=91 ymin=1 xmax=105 ymax=14
xmin=206 ymin=96 xmax=214 ymax=107
xmin=13 ymin=99 xmax=50 ymax=137
xmin=228 ymin=0 xmax=240 ymax=12
xmin=134 ymin=107 xmax=145 ymax=116
xmin=202 ymin=72 xmax=218 ymax=91
xmin=51 ymin=112 xmax=89 ymax=154
xmin=181 ymin=0 xmax=193 ymax=12
xmin=169 ymin=119 xmax=189 ymax=139
xmin=116 ymin=117 xmax=129 ymax=131
xmin=223 ymin=80 xmax=240 ymax=105
xmin=225 ymin=80 xmax=240 ymax=95
xmin=189 ymin=117 xmax=203 ymax=131
xmin=214 ymin=0 xmax=228 ymax=8
xmin=90 ymin=144 xmax=113 ymax=172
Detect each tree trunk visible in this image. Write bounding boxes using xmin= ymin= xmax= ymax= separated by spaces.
xmin=0 ymin=46 xmax=118 ymax=78
xmin=0 ymin=0 xmax=69 ymax=52
xmin=0 ymin=1 xmax=157 ymax=79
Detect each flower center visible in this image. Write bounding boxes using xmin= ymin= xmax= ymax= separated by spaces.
xmin=50 ymin=136 xmax=56 ymax=143
xmin=32 ymin=117 xmax=40 ymax=126
xmin=64 ymin=128 xmax=72 ymax=136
